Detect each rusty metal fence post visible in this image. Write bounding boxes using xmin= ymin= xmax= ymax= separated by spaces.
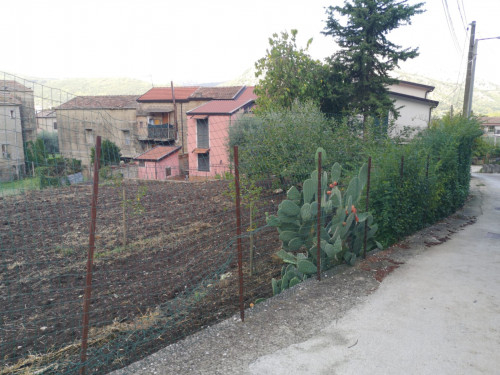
xmin=233 ymin=146 xmax=244 ymax=322
xmin=80 ymin=136 xmax=101 ymax=375
xmin=316 ymin=152 xmax=322 ymax=281
xmin=362 ymin=157 xmax=372 ymax=259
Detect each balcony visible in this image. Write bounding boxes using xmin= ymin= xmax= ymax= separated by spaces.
xmin=138 ymin=124 xmax=177 ymax=142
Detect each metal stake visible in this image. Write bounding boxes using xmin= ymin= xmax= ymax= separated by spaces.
xmin=233 ymin=146 xmax=244 ymax=322
xmin=80 ymin=136 xmax=101 ymax=374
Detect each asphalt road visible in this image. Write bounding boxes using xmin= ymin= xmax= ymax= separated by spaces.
xmin=113 ymin=173 xmax=500 ymax=375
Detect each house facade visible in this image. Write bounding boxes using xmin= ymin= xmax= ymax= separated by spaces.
xmin=55 ymin=95 xmax=140 ymax=170
xmin=388 ymin=80 xmax=439 ymax=135
xmin=36 ymin=109 xmax=58 ymax=133
xmin=0 ymin=80 xmax=36 ymax=144
xmin=479 ymin=116 xmax=500 ymax=145
xmin=134 ymin=145 xmax=181 ymax=180
xmin=186 ymin=86 xmax=256 ymax=179
xmin=0 ymin=95 xmax=24 ymax=181
xmin=136 ymin=86 xmax=246 ymax=175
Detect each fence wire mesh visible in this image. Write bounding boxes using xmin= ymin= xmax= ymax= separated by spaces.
xmin=1 ymin=72 xmax=477 ymax=374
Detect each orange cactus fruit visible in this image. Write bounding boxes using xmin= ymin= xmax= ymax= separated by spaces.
xmin=351 ymin=205 xmax=357 ymax=214
xmin=250 ymin=303 xmax=255 ymax=308
xmin=355 ymin=215 xmax=359 ymax=223
xmin=329 ymin=183 xmax=334 ymax=188
xmin=327 ymin=190 xmax=332 ymax=195
xmin=333 ymin=181 xmax=338 ymax=186
xmin=345 ymin=209 xmax=349 ymax=215
xmin=342 ymin=221 xmax=347 ymax=226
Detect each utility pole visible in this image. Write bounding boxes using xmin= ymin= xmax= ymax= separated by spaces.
xmin=463 ymin=21 xmax=476 ymax=117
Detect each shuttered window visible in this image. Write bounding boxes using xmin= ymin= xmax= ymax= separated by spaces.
xmin=197 ymin=119 xmax=209 ymax=148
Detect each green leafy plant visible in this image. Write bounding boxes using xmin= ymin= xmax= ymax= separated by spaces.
xmin=266 ymin=148 xmax=380 ymax=295
xmin=90 ymin=139 xmax=121 ymax=167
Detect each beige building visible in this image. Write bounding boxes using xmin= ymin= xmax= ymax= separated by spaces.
xmin=56 ymin=95 xmax=140 ymax=169
xmin=36 ymin=109 xmax=58 ymax=133
xmin=0 ymin=80 xmax=36 ymax=144
xmin=0 ymin=94 xmax=25 ymax=181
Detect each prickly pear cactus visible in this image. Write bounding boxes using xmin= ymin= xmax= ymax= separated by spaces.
xmin=266 ymin=148 xmax=381 ymax=295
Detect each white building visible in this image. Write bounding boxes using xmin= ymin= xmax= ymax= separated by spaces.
xmin=388 ymin=80 xmax=439 ymax=135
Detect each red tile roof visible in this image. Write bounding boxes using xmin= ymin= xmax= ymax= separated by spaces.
xmin=187 ymin=99 xmax=254 ymax=115
xmin=36 ymin=109 xmax=56 ymax=118
xmin=0 ymin=80 xmax=33 ymax=92
xmin=190 ymin=86 xmax=244 ymax=100
xmin=138 ymin=87 xmax=200 ymax=102
xmin=235 ymin=86 xmax=256 ymax=101
xmin=479 ymin=117 xmax=500 ymax=126
xmin=57 ymin=95 xmax=139 ymax=110
xmin=186 ymin=87 xmax=257 ymax=115
xmin=134 ymin=146 xmax=181 ymax=161
xmin=0 ymin=93 xmax=22 ymax=105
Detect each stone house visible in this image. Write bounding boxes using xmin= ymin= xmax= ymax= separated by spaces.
xmin=55 ymin=95 xmax=140 ymax=170
xmin=36 ymin=109 xmax=58 ymax=133
xmin=0 ymin=94 xmax=24 ymax=181
xmin=0 ymin=80 xmax=36 ymax=145
xmin=186 ymin=86 xmax=256 ymax=179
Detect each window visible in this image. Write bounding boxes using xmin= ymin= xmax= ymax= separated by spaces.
xmin=138 ymin=160 xmax=145 ymax=167
xmin=196 ymin=118 xmax=209 ymax=148
xmin=123 ymin=130 xmax=131 ymax=145
xmin=53 ymin=122 xmax=57 ymax=130
xmin=198 ymin=152 xmax=210 ymax=172
xmin=85 ymin=129 xmax=94 ymax=144
xmin=165 ymin=167 xmax=171 ymax=177
xmin=488 ymin=126 xmax=495 ymax=133
xmin=1 ymin=144 xmax=9 ymax=159
xmin=10 ymin=110 xmax=15 ymax=119
xmin=139 ymin=121 xmax=144 ymax=128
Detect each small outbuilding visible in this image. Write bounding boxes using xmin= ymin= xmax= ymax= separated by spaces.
xmin=134 ymin=145 xmax=181 ymax=180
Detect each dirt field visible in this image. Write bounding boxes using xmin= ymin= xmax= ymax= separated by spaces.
xmin=0 ymin=179 xmax=283 ymax=374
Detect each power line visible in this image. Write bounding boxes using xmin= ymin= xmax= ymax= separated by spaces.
xmin=442 ymin=0 xmax=462 ymax=53
xmin=456 ymin=0 xmax=467 ymax=31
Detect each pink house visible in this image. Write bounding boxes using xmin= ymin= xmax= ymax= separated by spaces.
xmin=186 ymin=87 xmax=256 ymax=179
xmin=134 ymin=146 xmax=181 ymax=180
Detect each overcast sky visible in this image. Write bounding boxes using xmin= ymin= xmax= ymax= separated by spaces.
xmin=1 ymin=0 xmax=499 ymax=86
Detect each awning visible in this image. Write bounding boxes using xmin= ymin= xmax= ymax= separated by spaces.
xmin=193 ymin=148 xmax=210 ymax=154
xmin=191 ymin=115 xmax=208 ymax=119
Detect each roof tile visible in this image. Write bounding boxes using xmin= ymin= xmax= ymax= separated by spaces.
xmin=138 ymin=87 xmax=199 ymax=102
xmin=57 ymin=95 xmax=139 ymax=110
xmin=134 ymin=146 xmax=181 ymax=161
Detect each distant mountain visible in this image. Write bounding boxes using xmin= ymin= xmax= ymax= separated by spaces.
xmin=221 ymin=68 xmax=500 ymax=117
xmin=393 ymin=71 xmax=500 ymax=117
xmin=6 ymin=69 xmax=498 ymax=116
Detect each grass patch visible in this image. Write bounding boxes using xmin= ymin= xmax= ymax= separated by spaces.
xmin=0 ymin=177 xmax=41 ymax=196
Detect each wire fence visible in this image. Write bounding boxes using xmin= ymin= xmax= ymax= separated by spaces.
xmin=0 ymin=72 xmax=476 ymax=374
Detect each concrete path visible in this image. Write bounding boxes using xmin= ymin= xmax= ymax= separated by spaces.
xmin=114 ymin=173 xmax=500 ymax=375
xmin=250 ymin=173 xmax=500 ymax=375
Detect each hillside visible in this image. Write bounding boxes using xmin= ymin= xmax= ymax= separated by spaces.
xmin=6 ymin=70 xmax=498 ymax=116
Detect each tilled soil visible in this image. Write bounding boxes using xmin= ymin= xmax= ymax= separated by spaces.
xmin=0 ymin=180 xmax=283 ymax=374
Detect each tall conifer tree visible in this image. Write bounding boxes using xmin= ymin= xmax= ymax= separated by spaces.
xmin=323 ymin=0 xmax=424 ymax=127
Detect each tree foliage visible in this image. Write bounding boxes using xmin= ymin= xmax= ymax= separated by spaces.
xmin=323 ymin=0 xmax=425 ymax=120
xmin=228 ymin=102 xmax=366 ymax=183
xmin=254 ymin=30 xmax=326 ymax=112
xmin=90 ymin=139 xmax=121 ymax=167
